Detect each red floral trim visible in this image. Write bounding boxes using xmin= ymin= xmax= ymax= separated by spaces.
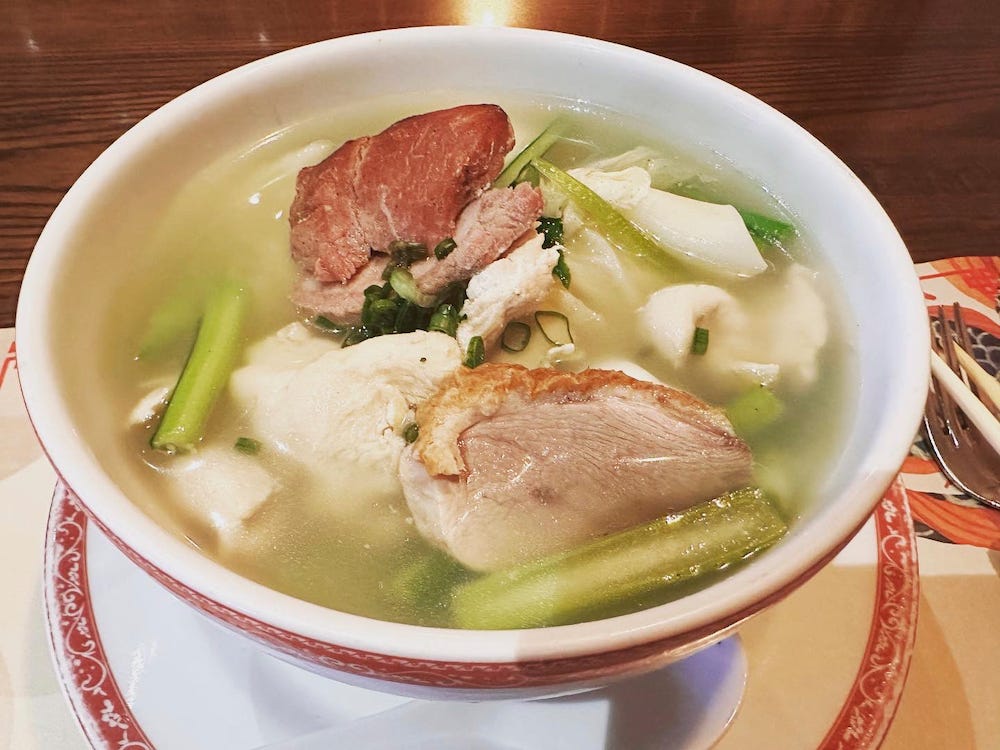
xmin=819 ymin=481 xmax=920 ymax=749
xmin=46 ymin=480 xmax=918 ymax=749
xmin=44 ymin=488 xmax=154 ymax=749
xmin=74 ymin=479 xmax=866 ymax=689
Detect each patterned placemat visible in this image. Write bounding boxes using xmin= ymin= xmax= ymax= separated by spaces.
xmin=902 ymin=256 xmax=1000 ymax=549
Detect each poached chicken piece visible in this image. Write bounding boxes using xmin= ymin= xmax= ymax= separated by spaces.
xmin=399 ymin=364 xmax=754 ymax=571
xmin=289 ymin=104 xmax=543 ymax=323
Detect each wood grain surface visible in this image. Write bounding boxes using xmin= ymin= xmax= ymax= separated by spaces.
xmin=2 ymin=0 xmax=998 ymax=327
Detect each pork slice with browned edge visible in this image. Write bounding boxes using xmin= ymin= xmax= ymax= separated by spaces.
xmin=399 ymin=364 xmax=754 ymax=571
xmin=289 ymin=104 xmax=545 ymax=324
xmin=292 ymin=183 xmax=544 ymax=325
xmin=290 ymin=104 xmax=515 ymax=283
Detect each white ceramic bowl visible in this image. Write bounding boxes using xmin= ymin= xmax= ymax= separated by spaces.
xmin=17 ymin=27 xmax=928 ymax=700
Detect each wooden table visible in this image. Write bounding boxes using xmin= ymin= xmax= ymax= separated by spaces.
xmin=2 ymin=0 xmax=998 ymax=327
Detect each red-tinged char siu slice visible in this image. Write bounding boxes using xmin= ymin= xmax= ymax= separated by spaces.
xmin=293 ymin=183 xmax=544 ymax=324
xmin=290 ymin=104 xmax=515 ymax=285
xmin=398 ymin=364 xmax=754 ymax=572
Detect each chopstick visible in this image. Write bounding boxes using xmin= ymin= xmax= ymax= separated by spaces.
xmin=951 ymin=341 xmax=1000 ymax=415
xmin=930 ymin=350 xmax=1000 ymax=455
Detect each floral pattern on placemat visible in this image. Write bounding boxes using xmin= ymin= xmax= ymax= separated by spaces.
xmin=901 ymin=256 xmax=1000 ymax=550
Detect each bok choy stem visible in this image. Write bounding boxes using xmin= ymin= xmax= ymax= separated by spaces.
xmin=531 ymin=158 xmax=681 ymax=276
xmin=726 ymin=385 xmax=785 ymax=437
xmin=494 ymin=119 xmax=568 ymax=188
xmin=137 ymin=288 xmax=203 ymax=360
xmin=151 ymin=281 xmax=248 ymax=453
xmin=451 ymin=487 xmax=786 ymax=629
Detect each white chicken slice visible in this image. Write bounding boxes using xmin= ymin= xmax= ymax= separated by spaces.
xmin=640 ymin=264 xmax=828 ymax=392
xmin=456 ymin=234 xmax=560 ymax=351
xmin=148 ymin=327 xmax=463 ymax=549
xmin=159 ymin=445 xmax=278 ymax=544
xmin=641 ymin=284 xmax=749 ymax=368
xmin=128 ymin=384 xmax=172 ymax=426
xmin=231 ymin=327 xmax=463 ymax=470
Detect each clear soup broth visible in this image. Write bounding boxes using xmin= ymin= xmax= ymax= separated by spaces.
xmin=106 ymin=92 xmax=854 ymax=627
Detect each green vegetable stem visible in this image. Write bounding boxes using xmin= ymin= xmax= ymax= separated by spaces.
xmin=451 ymin=487 xmax=787 ymax=629
xmin=494 ymin=119 xmax=568 ymax=188
xmin=136 ymin=288 xmax=203 ymax=360
xmin=150 ymin=280 xmax=248 ymax=453
xmin=725 ymin=385 xmax=785 ymax=437
xmin=531 ymin=158 xmax=680 ymax=276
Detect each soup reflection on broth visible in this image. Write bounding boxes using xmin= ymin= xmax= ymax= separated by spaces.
xmin=109 ymin=93 xmax=853 ymax=629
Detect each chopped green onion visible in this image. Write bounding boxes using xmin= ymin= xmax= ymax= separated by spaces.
xmin=464 ymin=336 xmax=486 ymax=368
xmin=360 ymin=284 xmax=390 ymax=328
xmin=429 ymin=303 xmax=459 ymax=337
xmin=234 ymin=437 xmax=261 ymax=455
xmin=389 ymin=268 xmax=436 ymax=308
xmin=537 ymin=217 xmax=570 ymax=287
xmin=387 ymin=240 xmax=428 ymax=265
xmin=435 ymin=281 xmax=469 ymax=312
xmin=434 ymin=237 xmax=457 ymax=260
xmin=151 ymin=281 xmax=248 ymax=453
xmin=552 ymin=248 xmax=571 ymax=289
xmin=393 ymin=301 xmax=423 ymax=334
xmin=368 ymin=298 xmax=399 ymax=335
xmin=452 ymin=487 xmax=787 ymax=629
xmin=402 ymin=423 xmax=420 ymax=444
xmin=534 ymin=310 xmax=573 ymax=346
xmin=501 ymin=321 xmax=532 ymax=352
xmin=691 ymin=326 xmax=710 ymax=355
xmin=531 ymin=158 xmax=679 ymax=275
xmin=380 ymin=241 xmax=428 ymax=281
xmin=494 ymin=119 xmax=568 ymax=188
xmin=342 ymin=327 xmax=372 ymax=348
xmin=313 ymin=315 xmax=349 ymax=335
xmin=726 ymin=385 xmax=785 ymax=437
xmin=537 ymin=216 xmax=564 ymax=249
xmin=360 ymin=283 xmax=390 ymax=330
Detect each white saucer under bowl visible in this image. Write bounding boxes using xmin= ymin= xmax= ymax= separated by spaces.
xmin=43 ymin=480 xmax=918 ymax=749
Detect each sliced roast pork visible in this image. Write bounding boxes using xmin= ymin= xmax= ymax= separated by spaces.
xmin=288 ymin=104 xmax=544 ymax=324
xmin=410 ymin=182 xmax=543 ymax=295
xmin=399 ymin=364 xmax=754 ymax=571
xmin=291 ymin=255 xmax=390 ymax=324
xmin=290 ymin=104 xmax=514 ymax=283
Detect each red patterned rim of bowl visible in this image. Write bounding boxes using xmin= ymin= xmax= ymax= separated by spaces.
xmin=66 ymin=481 xmax=861 ymax=689
xmin=45 ymin=479 xmax=919 ymax=749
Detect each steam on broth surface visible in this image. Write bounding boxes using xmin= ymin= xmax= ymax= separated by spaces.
xmin=109 ymin=92 xmax=853 ymax=628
